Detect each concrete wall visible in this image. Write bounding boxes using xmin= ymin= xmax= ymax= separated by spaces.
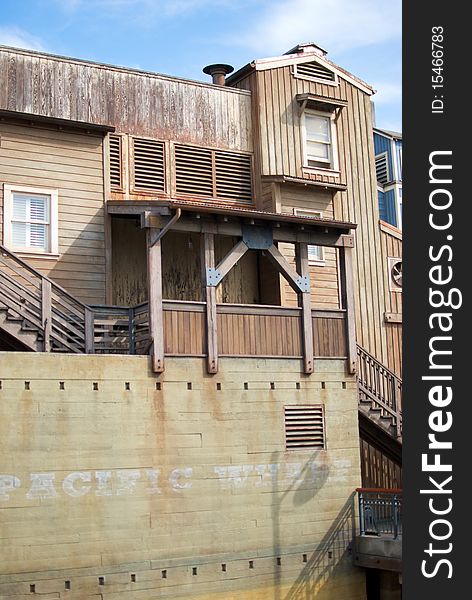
xmin=0 ymin=353 xmax=365 ymax=599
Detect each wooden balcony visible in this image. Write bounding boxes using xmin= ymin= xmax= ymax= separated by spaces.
xmin=92 ymin=301 xmax=347 ymax=360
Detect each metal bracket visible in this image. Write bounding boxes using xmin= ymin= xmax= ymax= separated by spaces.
xmin=242 ymin=224 xmax=273 ymax=250
xmin=206 ymin=267 xmax=223 ymax=287
xmin=295 ymin=275 xmax=310 ymax=293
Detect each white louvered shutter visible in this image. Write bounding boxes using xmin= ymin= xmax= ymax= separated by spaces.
xmin=11 ymin=193 xmax=50 ymax=251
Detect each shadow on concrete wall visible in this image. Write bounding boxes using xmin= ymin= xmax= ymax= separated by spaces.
xmin=270 ymin=449 xmax=356 ymax=600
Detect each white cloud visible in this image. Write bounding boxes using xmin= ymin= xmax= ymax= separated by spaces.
xmin=56 ymin=0 xmax=233 ymax=18
xmin=231 ymin=0 xmax=401 ymax=55
xmin=0 ymin=27 xmax=45 ymax=51
xmin=372 ymin=81 xmax=402 ymax=106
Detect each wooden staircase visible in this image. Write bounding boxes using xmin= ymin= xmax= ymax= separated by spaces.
xmin=357 ymin=344 xmax=402 ymax=443
xmin=0 ymin=245 xmax=94 ymax=354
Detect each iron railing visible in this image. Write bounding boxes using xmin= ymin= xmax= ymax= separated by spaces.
xmin=90 ymin=303 xmax=149 ymax=354
xmin=357 ymin=488 xmax=402 ymax=538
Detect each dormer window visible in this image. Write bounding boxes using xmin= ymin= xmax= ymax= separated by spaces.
xmin=302 ymin=110 xmax=338 ymax=171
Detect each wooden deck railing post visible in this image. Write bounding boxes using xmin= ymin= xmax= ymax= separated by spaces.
xmin=296 ymin=242 xmax=314 ymax=374
xmin=84 ymin=307 xmax=95 ymax=354
xmin=340 ymin=245 xmax=357 ymax=374
xmin=41 ymin=279 xmax=52 ymax=352
xmin=201 ymin=233 xmax=218 ymax=374
xmin=129 ymin=306 xmax=136 ymax=355
xmin=147 ymin=229 xmax=165 ymax=372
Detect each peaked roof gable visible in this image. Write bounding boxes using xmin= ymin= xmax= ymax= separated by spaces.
xmin=228 ymin=49 xmax=374 ymax=96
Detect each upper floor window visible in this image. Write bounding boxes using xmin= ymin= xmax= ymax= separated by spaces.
xmin=303 ymin=111 xmax=338 ymax=171
xmin=3 ymin=184 xmax=59 ymax=255
xmin=294 ymin=209 xmax=325 ymax=265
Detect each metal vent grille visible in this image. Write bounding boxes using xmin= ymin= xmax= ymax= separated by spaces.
xmin=375 ymin=154 xmax=389 ymax=185
xmin=132 ymin=138 xmax=165 ymax=191
xmin=109 ymin=135 xmax=122 ymax=189
xmin=175 ymin=145 xmax=252 ymax=204
xmin=295 ymin=61 xmax=336 ymax=82
xmin=175 ymin=145 xmax=214 ymax=197
xmin=215 ymin=151 xmax=252 ymax=203
xmin=284 ymin=405 xmax=326 ymax=450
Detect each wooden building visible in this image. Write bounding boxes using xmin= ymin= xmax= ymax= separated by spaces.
xmin=0 ymin=43 xmax=401 ymax=599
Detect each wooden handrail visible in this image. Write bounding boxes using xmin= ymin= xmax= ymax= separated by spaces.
xmin=1 ymin=244 xmax=89 ymax=352
xmin=357 ymin=343 xmax=401 ymax=383
xmin=1 ymin=245 xmax=88 ymax=309
xmin=357 ymin=343 xmax=402 ymax=438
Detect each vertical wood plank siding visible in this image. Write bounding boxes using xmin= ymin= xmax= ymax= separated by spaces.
xmin=0 ymin=122 xmax=105 ymax=304
xmin=235 ymin=65 xmax=397 ymax=373
xmin=161 ymin=304 xmax=346 ymax=359
xmin=380 ymin=223 xmax=403 ymax=375
xmin=239 ymin=66 xmax=391 ymax=364
xmin=360 ymin=438 xmax=402 ymax=489
xmin=0 ymin=48 xmax=252 ymax=152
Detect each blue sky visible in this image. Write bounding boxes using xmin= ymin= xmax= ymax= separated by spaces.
xmin=0 ymin=0 xmax=401 ymax=131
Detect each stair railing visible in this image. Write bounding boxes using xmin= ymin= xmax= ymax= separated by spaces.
xmin=357 ymin=344 xmax=402 ymax=437
xmin=0 ymin=244 xmax=93 ymax=353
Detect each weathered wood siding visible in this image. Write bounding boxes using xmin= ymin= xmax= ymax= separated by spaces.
xmin=380 ymin=222 xmax=402 ymax=375
xmin=279 ymin=184 xmax=340 ymax=310
xmin=234 ymin=66 xmax=402 ymax=375
xmin=0 ymin=122 xmax=105 ymax=304
xmin=0 ymin=47 xmax=252 ymax=152
xmin=360 ymin=438 xmax=402 ymax=489
xmin=111 ymin=224 xmax=260 ymax=306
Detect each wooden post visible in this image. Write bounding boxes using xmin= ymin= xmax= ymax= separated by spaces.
xmin=84 ymin=307 xmax=95 ymax=354
xmin=296 ymin=243 xmax=314 ymax=374
xmin=129 ymin=305 xmax=136 ymax=355
xmin=147 ymin=229 xmax=165 ymax=372
xmin=201 ymin=233 xmax=218 ymax=374
xmin=41 ymin=279 xmax=52 ymax=352
xmin=339 ymin=245 xmax=357 ymax=374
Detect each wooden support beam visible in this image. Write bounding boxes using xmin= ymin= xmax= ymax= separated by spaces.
xmin=339 ymin=246 xmax=357 ymax=374
xmin=41 ymin=279 xmax=51 ymax=352
xmin=201 ymin=233 xmax=218 ymax=374
xmin=84 ymin=307 xmax=95 ymax=354
xmin=296 ymin=243 xmax=314 ymax=375
xmin=147 ymin=229 xmax=165 ymax=372
xmin=210 ymin=240 xmax=249 ymax=286
xmin=263 ymin=244 xmax=309 ymax=294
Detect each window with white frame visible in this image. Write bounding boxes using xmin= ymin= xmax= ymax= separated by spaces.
xmin=303 ymin=110 xmax=337 ymax=170
xmin=294 ymin=209 xmax=325 ymax=264
xmin=3 ymin=185 xmax=59 ymax=255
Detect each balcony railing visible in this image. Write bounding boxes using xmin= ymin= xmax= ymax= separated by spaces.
xmin=357 ymin=488 xmax=402 ymax=539
xmin=90 ymin=301 xmax=348 ymax=360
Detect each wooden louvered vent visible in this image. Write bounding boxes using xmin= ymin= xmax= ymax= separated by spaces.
xmin=132 ymin=138 xmax=165 ymax=192
xmin=284 ymin=405 xmax=326 ymax=450
xmin=215 ymin=151 xmax=252 ymax=202
xmin=175 ymin=144 xmax=253 ymax=205
xmin=109 ymin=135 xmax=122 ymax=189
xmin=175 ymin=145 xmax=213 ymax=197
xmin=295 ymin=61 xmax=336 ymax=83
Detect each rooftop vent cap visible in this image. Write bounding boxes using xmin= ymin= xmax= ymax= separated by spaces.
xmin=203 ymin=63 xmax=234 ymax=86
xmin=284 ymin=42 xmax=327 ymax=57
